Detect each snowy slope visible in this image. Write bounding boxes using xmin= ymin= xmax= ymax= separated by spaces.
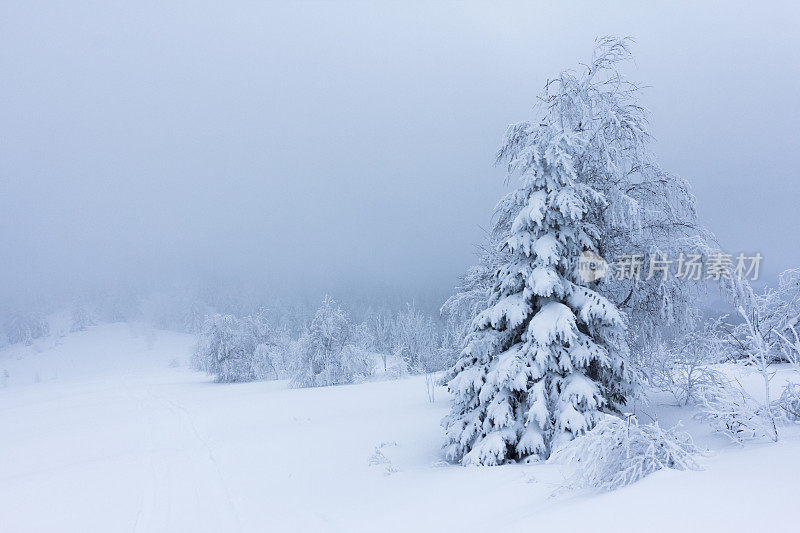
xmin=1 ymin=324 xmax=798 ymax=532
xmin=0 ymin=322 xmax=192 ymax=387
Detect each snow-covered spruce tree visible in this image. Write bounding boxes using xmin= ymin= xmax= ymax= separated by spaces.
xmin=443 ymin=40 xmax=644 ymax=465
xmin=290 ymin=296 xmax=374 ymax=388
xmin=490 ymin=38 xmax=711 ymax=360
xmin=440 ymin=234 xmax=509 ymax=368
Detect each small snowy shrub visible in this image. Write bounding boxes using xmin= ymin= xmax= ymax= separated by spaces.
xmin=695 ymin=282 xmax=784 ymax=442
xmin=696 ymin=381 xmax=778 ymax=443
xmin=550 ymin=415 xmax=701 ymax=492
xmin=766 ymin=269 xmax=800 ymax=363
xmin=290 ymin=296 xmax=374 ymax=388
xmin=774 ymin=382 xmax=800 ymax=423
xmin=722 ymin=270 xmax=800 ymax=365
xmin=368 ymin=442 xmax=399 ymax=475
xmin=366 ymin=310 xmax=394 ymax=372
xmin=367 ymin=310 xmax=394 ymax=354
xmin=646 ymin=323 xmax=726 ymax=406
xmin=650 ymin=357 xmax=724 ymax=407
xmin=392 ymin=303 xmax=441 ymax=374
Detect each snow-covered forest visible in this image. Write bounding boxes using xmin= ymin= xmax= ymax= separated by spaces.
xmin=2 ymin=3 xmax=800 ymax=532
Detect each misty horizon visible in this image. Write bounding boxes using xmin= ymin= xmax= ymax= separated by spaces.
xmin=2 ymin=2 xmax=799 ymax=314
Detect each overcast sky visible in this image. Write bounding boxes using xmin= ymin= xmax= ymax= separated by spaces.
xmin=2 ymin=1 xmax=799 ymax=310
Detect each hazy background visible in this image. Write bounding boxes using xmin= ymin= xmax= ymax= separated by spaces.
xmin=2 ymin=1 xmax=799 ymax=313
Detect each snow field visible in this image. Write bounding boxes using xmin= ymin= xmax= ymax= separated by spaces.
xmin=1 ymin=324 xmax=798 ymax=532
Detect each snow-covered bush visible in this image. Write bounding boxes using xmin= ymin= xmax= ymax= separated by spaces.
xmin=774 ymin=382 xmax=800 ymax=423
xmin=550 ymin=415 xmax=701 ymax=491
xmin=290 ymin=297 xmax=374 ymax=388
xmin=768 ymin=269 xmax=800 ymax=363
xmin=648 ymin=348 xmax=724 ymax=407
xmin=436 ymin=313 xmax=468 ymax=379
xmin=696 ymin=381 xmax=778 ymax=443
xmin=384 ymin=304 xmax=447 ymax=400
xmin=192 ymin=310 xmax=291 ymax=383
xmin=646 ymin=319 xmax=726 ymax=406
xmin=393 ymin=303 xmax=442 ymax=374
xmin=435 ymin=314 xmax=460 ymax=367
xmin=362 ymin=305 xmax=446 ymax=377
xmin=367 ymin=309 xmax=394 ymax=370
xmin=192 ymin=314 xmax=258 ymax=382
xmin=694 ymin=280 xmax=783 ymax=442
xmin=722 ymin=269 xmax=800 ymax=365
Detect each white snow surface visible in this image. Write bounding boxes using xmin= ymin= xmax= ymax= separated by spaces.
xmin=1 ymin=323 xmax=798 ymax=532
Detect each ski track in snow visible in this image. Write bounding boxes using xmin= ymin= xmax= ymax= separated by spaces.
xmin=130 ymin=386 xmax=243 ymax=533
